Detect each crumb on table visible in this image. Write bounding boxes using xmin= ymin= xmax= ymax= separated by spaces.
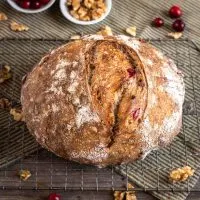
xmin=96 ymin=25 xmax=113 ymax=36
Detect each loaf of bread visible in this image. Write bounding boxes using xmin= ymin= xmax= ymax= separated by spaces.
xmin=21 ymin=35 xmax=185 ymax=167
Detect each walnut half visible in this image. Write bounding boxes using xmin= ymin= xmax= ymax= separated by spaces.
xmin=0 ymin=65 xmax=12 ymax=83
xmin=0 ymin=12 xmax=8 ymax=21
xmin=114 ymin=191 xmax=137 ymax=200
xmin=114 ymin=183 xmax=137 ymax=200
xmin=0 ymin=98 xmax=11 ymax=109
xmin=10 ymin=107 xmax=24 ymax=121
xmin=126 ymin=26 xmax=137 ymax=37
xmin=167 ymin=32 xmax=183 ymax=39
xmin=96 ymin=25 xmax=113 ymax=36
xmin=70 ymin=34 xmax=81 ymax=40
xmin=19 ymin=170 xmax=31 ymax=181
xmin=169 ymin=166 xmax=195 ymax=183
xmin=10 ymin=21 xmax=29 ymax=32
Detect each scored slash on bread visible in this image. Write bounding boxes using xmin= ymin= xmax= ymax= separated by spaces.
xmin=21 ymin=35 xmax=185 ymax=167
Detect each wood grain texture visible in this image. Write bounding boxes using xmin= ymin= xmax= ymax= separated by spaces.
xmin=0 ymin=191 xmax=200 ymax=200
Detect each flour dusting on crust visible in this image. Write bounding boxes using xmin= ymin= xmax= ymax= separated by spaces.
xmin=76 ymin=105 xmax=100 ymax=128
xmin=46 ymin=60 xmax=71 ymax=95
xmin=117 ymin=35 xmax=140 ymax=50
xmin=71 ymin=144 xmax=108 ymax=163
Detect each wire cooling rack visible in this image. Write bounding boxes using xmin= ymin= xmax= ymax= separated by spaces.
xmin=0 ymin=38 xmax=200 ymax=192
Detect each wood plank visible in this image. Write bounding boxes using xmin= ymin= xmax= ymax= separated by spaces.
xmin=0 ymin=190 xmax=156 ymax=200
xmin=1 ymin=190 xmax=200 ymax=200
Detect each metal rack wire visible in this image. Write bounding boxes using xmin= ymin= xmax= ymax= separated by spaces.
xmin=0 ymin=38 xmax=200 ymax=192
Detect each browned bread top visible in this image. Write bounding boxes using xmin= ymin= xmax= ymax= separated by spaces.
xmin=21 ymin=35 xmax=185 ymax=167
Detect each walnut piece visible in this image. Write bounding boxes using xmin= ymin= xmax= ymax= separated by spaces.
xmin=114 ymin=191 xmax=137 ymax=200
xmin=127 ymin=183 xmax=134 ymax=189
xmin=169 ymin=166 xmax=195 ymax=183
xmin=72 ymin=0 xmax=81 ymax=11
xmin=67 ymin=0 xmax=72 ymax=5
xmin=84 ymin=0 xmax=94 ymax=8
xmin=0 ymin=98 xmax=11 ymax=109
xmin=77 ymin=6 xmax=88 ymax=18
xmin=0 ymin=65 xmax=12 ymax=83
xmin=70 ymin=10 xmax=80 ymax=19
xmin=126 ymin=26 xmax=137 ymax=37
xmin=114 ymin=191 xmax=126 ymax=200
xmin=91 ymin=7 xmax=104 ymax=20
xmin=0 ymin=12 xmax=8 ymax=21
xmin=19 ymin=170 xmax=31 ymax=181
xmin=167 ymin=32 xmax=183 ymax=39
xmin=10 ymin=21 xmax=29 ymax=32
xmin=67 ymin=0 xmax=106 ymax=21
xmin=10 ymin=107 xmax=24 ymax=121
xmin=97 ymin=25 xmax=113 ymax=36
xmin=114 ymin=183 xmax=137 ymax=200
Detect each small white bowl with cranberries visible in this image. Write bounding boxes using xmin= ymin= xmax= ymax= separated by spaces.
xmin=7 ymin=0 xmax=56 ymax=14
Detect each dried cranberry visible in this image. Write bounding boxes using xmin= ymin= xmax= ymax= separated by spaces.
xmin=131 ymin=95 xmax=136 ymax=99
xmin=15 ymin=0 xmax=21 ymax=5
xmin=169 ymin=5 xmax=182 ymax=18
xmin=153 ymin=17 xmax=164 ymax=27
xmin=48 ymin=193 xmax=61 ymax=200
xmin=132 ymin=108 xmax=140 ymax=120
xmin=127 ymin=68 xmax=136 ymax=78
xmin=20 ymin=0 xmax=31 ymax=9
xmin=40 ymin=0 xmax=50 ymax=4
xmin=172 ymin=19 xmax=185 ymax=32
xmin=138 ymin=79 xmax=145 ymax=87
xmin=139 ymin=38 xmax=146 ymax=43
xmin=31 ymin=1 xmax=42 ymax=9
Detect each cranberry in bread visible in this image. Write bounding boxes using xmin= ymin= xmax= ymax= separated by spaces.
xmin=21 ymin=35 xmax=185 ymax=167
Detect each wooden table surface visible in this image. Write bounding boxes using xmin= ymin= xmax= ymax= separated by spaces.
xmin=1 ymin=190 xmax=200 ymax=200
xmin=1 ymin=177 xmax=200 ymax=200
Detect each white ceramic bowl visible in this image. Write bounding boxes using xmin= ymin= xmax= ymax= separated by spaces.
xmin=7 ymin=0 xmax=56 ymax=14
xmin=60 ymin=0 xmax=112 ymax=25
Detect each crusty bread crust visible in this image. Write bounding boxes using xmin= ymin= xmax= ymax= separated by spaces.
xmin=21 ymin=35 xmax=185 ymax=167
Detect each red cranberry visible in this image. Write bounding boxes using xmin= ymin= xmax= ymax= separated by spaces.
xmin=139 ymin=38 xmax=146 ymax=43
xmin=132 ymin=108 xmax=140 ymax=120
xmin=15 ymin=0 xmax=21 ymax=5
xmin=40 ymin=0 xmax=50 ymax=4
xmin=20 ymin=0 xmax=31 ymax=9
xmin=31 ymin=1 xmax=42 ymax=9
xmin=153 ymin=17 xmax=164 ymax=27
xmin=48 ymin=193 xmax=61 ymax=200
xmin=127 ymin=68 xmax=136 ymax=78
xmin=169 ymin=5 xmax=182 ymax=18
xmin=172 ymin=19 xmax=185 ymax=32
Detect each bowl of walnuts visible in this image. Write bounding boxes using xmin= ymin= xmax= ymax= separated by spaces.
xmin=60 ymin=0 xmax=112 ymax=25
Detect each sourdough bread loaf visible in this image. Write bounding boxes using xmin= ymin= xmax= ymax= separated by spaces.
xmin=21 ymin=35 xmax=185 ymax=167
